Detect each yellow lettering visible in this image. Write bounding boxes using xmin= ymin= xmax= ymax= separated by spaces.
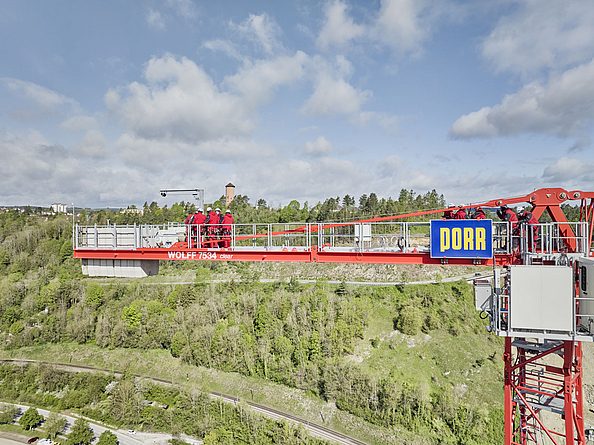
xmin=464 ymin=227 xmax=474 ymax=250
xmin=476 ymin=228 xmax=486 ymax=250
xmin=440 ymin=228 xmax=450 ymax=252
xmin=452 ymin=228 xmax=462 ymax=250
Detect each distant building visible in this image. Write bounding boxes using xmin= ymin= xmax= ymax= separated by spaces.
xmin=51 ymin=203 xmax=68 ymax=213
xmin=121 ymin=208 xmax=144 ymax=215
xmin=225 ymin=183 xmax=235 ymax=206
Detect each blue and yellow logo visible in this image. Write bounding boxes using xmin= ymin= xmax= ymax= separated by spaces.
xmin=430 ymin=219 xmax=493 ymax=259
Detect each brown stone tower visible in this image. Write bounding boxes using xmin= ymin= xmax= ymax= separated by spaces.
xmin=225 ymin=183 xmax=235 ymax=206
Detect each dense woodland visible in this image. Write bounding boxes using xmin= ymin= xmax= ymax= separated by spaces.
xmin=1 ymin=191 xmax=583 ymax=443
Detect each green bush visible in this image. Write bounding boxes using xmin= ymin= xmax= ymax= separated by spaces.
xmin=0 ymin=403 xmax=18 ymax=424
xmin=19 ymin=407 xmax=43 ymax=430
xmin=86 ymin=283 xmax=105 ymax=308
xmin=97 ymin=430 xmax=118 ymax=445
xmin=9 ymin=320 xmax=24 ymax=336
xmin=396 ymin=305 xmax=423 ymax=335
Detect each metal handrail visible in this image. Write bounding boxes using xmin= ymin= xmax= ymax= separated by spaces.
xmin=74 ymin=220 xmax=590 ymax=256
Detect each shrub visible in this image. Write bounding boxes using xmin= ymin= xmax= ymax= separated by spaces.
xmin=396 ymin=306 xmax=423 ymax=335
xmin=19 ymin=407 xmax=43 ymax=430
xmin=9 ymin=320 xmax=24 ymax=336
xmin=0 ymin=403 xmax=18 ymax=424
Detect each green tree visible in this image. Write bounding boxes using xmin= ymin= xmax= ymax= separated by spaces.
xmin=60 ymin=240 xmax=73 ymax=263
xmin=122 ymin=303 xmax=142 ymax=327
xmin=253 ymin=304 xmax=274 ymax=339
xmin=97 ymin=430 xmax=118 ymax=445
xmin=0 ymin=403 xmax=18 ymax=424
xmin=170 ymin=331 xmax=187 ymax=358
xmin=342 ymin=194 xmax=355 ymax=207
xmin=0 ymin=250 xmax=9 ymax=268
xmin=396 ymin=305 xmax=424 ymax=336
xmin=66 ymin=418 xmax=93 ymax=445
xmin=19 ymin=407 xmax=43 ymax=430
xmin=85 ymin=283 xmax=104 ymax=308
xmin=44 ymin=412 xmax=67 ymax=439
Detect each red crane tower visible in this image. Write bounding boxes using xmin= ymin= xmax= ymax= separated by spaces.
xmin=74 ymin=187 xmax=594 ymax=444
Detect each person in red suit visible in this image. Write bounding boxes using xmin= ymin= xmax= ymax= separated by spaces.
xmin=184 ymin=211 xmax=196 ymax=247
xmin=517 ymin=207 xmax=539 ymax=251
xmin=205 ymin=207 xmax=219 ymax=248
xmin=220 ymin=209 xmax=234 ymax=248
xmin=443 ymin=203 xmax=456 ymax=219
xmin=192 ymin=208 xmax=206 ymax=248
xmin=497 ymin=205 xmax=519 ymax=251
xmin=472 ymin=208 xmax=486 ymax=220
xmin=454 ymin=205 xmax=467 ymax=219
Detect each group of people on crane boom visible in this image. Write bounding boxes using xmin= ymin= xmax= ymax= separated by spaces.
xmin=444 ymin=203 xmax=538 ymax=250
xmin=443 ymin=204 xmax=486 ymax=220
xmin=184 ymin=207 xmax=234 ymax=248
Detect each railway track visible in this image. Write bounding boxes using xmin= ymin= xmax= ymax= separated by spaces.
xmin=0 ymin=359 xmax=368 ymax=445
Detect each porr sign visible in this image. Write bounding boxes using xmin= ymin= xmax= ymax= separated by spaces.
xmin=430 ymin=219 xmax=493 ymax=259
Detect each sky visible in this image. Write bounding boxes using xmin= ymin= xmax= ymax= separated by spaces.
xmin=1 ymin=0 xmax=594 ymax=210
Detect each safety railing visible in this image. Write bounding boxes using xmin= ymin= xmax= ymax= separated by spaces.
xmin=75 ymin=220 xmax=590 ymax=256
xmin=75 ymin=222 xmax=185 ymax=250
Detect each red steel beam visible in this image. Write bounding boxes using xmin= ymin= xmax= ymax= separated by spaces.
xmin=73 ymin=248 xmax=516 ymax=266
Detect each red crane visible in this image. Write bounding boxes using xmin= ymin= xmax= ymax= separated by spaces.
xmin=74 ymin=187 xmax=594 ymax=444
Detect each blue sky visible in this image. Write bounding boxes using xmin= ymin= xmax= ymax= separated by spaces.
xmin=1 ymin=0 xmax=594 ymax=209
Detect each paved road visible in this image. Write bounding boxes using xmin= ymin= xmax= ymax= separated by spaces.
xmin=104 ymin=270 xmax=497 ymax=287
xmin=0 ymin=435 xmax=28 ymax=445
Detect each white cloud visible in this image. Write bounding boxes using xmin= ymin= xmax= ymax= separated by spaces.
xmin=302 ymin=55 xmax=371 ymax=121
xmin=568 ymin=136 xmax=591 ymax=153
xmin=378 ymin=154 xmax=403 ymax=177
xmin=236 ymin=155 xmax=366 ymax=205
xmin=0 ymin=129 xmax=101 ymax=205
xmin=74 ymin=130 xmax=108 ymax=159
xmin=304 ymin=136 xmax=333 ymax=156
xmin=2 ymin=78 xmax=79 ymax=111
xmin=146 ymin=8 xmax=166 ymax=30
xmin=483 ymin=0 xmax=594 ymax=77
xmin=116 ymin=134 xmax=182 ymax=171
xmin=302 ymin=76 xmax=371 ymax=118
xmin=202 ymin=39 xmax=243 ymax=60
xmin=450 ymin=58 xmax=594 ymax=138
xmin=449 ymin=107 xmax=497 ymax=139
xmin=103 ymin=89 xmax=121 ymax=110
xmin=300 ymin=55 xmax=400 ymax=129
xmin=166 ymin=0 xmax=198 ymax=19
xmin=116 ymin=132 xmax=274 ymax=172
xmin=109 ymin=54 xmax=253 ymax=142
xmin=0 ymin=128 xmax=232 ymax=206
xmin=230 ymin=13 xmax=283 ymax=56
xmin=317 ymin=0 xmax=365 ymax=51
xmin=371 ymin=0 xmax=432 ymax=55
xmin=60 ymin=115 xmax=99 ymax=132
xmin=315 ymin=0 xmax=456 ymax=57
xmin=224 ymin=51 xmax=309 ymax=107
xmin=542 ymin=156 xmax=594 ymax=182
